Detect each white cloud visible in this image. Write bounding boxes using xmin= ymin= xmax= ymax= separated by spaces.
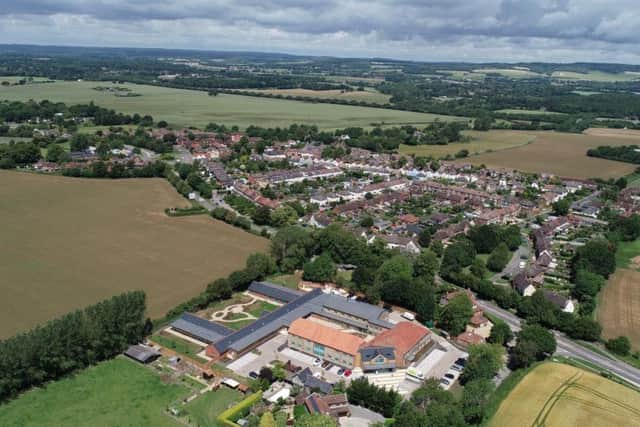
xmin=0 ymin=1 xmax=639 ymax=63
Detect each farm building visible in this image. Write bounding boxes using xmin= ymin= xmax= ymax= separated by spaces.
xmin=124 ymin=344 xmax=161 ymax=364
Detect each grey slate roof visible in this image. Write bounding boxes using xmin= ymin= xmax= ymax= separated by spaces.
xmin=124 ymin=344 xmax=161 ymax=363
xmin=248 ymin=281 xmax=304 ymax=303
xmin=359 ymin=346 xmax=395 ymax=362
xmin=171 ymin=313 xmax=233 ymax=344
xmin=290 ymin=368 xmax=333 ymax=394
xmin=212 ymin=289 xmax=393 ymax=354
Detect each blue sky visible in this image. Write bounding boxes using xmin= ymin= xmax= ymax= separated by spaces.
xmin=1 ymin=0 xmax=639 ymax=63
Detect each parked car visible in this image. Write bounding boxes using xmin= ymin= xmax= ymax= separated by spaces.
xmin=450 ymin=365 xmax=463 ymax=372
xmin=248 ymin=371 xmax=258 ymax=379
xmin=337 ymin=368 xmax=345 ymax=376
xmin=321 ymin=361 xmax=331 ymax=369
xmin=454 ymin=358 xmax=467 ymax=367
xmin=439 ymin=378 xmax=451 ymax=386
xmin=313 ymin=358 xmax=322 ymax=366
xmin=343 ymin=370 xmax=352 ymax=377
xmin=444 ymin=373 xmax=455 ymax=380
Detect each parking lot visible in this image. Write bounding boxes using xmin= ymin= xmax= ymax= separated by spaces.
xmin=395 ymin=335 xmax=468 ymax=394
xmin=225 ymin=333 xmax=346 ymax=384
xmin=226 ymin=333 xmax=287 ymax=377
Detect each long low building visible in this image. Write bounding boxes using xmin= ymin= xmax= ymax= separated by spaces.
xmin=288 ymin=318 xmax=365 ymax=368
xmin=206 ymin=284 xmax=394 ymax=360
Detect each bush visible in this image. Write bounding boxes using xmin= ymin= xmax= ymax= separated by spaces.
xmin=217 ymin=392 xmax=263 ymax=427
xmin=606 ymin=336 xmax=631 ymax=356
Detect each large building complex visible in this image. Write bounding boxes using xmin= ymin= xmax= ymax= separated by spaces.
xmin=169 ymin=281 xmax=432 ymax=371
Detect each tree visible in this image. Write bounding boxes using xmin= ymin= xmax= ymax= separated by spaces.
xmin=566 ymin=316 xmax=601 ymax=341
xmin=511 ymin=324 xmax=556 ymax=368
xmin=572 ymin=239 xmax=616 ymax=279
xmin=441 ymin=238 xmax=476 ymax=276
xmin=418 ymin=228 xmax=432 ymax=248
xmin=246 ymin=253 xmax=277 ymax=280
xmin=377 ymin=255 xmax=414 ymax=307
xmin=270 ymin=205 xmax=299 ymax=227
xmin=303 ymin=252 xmax=337 ymax=283
xmin=413 ymin=280 xmax=437 ymax=321
xmin=270 ymin=226 xmax=313 ymax=272
xmin=461 ymin=344 xmax=504 ymax=384
xmin=430 ymin=240 xmax=444 ymax=257
xmin=606 ymin=336 xmax=631 ymax=356
xmin=552 ymin=198 xmax=570 ymax=216
xmin=500 ymin=225 xmax=522 ymax=251
xmin=46 ymin=143 xmax=69 ymax=163
xmin=473 ymin=115 xmax=493 ymax=131
xmin=461 ymin=379 xmax=495 ymax=424
xmin=488 ymin=320 xmax=513 ymax=346
xmin=487 ymin=243 xmax=511 ymax=272
xmin=470 ymin=257 xmax=488 ymax=279
xmin=438 ymin=294 xmax=473 ymax=336
xmin=347 ymin=377 xmax=401 ymax=418
xmin=413 ymin=250 xmax=439 ymax=280
xmin=252 ymin=206 xmax=272 ymax=225
xmin=573 ymin=270 xmax=605 ymax=300
xmin=359 ymin=215 xmax=374 ymax=228
xmin=469 ymin=225 xmax=501 ymax=253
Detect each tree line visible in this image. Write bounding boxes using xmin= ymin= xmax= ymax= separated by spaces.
xmin=0 ymin=291 xmax=148 ymax=402
xmin=587 ymin=145 xmax=640 ymax=164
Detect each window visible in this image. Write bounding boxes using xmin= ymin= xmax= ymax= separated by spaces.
xmin=374 ymin=355 xmax=386 ymax=364
xmin=313 ymin=343 xmax=325 ymax=357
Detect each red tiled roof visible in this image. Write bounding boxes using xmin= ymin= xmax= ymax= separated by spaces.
xmin=289 ymin=318 xmax=364 ymax=356
xmin=366 ymin=322 xmax=430 ymax=360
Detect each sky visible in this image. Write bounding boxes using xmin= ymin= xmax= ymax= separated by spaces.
xmin=1 ymin=0 xmax=639 ymax=64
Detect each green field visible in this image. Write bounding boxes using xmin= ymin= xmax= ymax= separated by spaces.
xmin=0 ymin=80 xmax=461 ymax=129
xmin=0 ymin=171 xmax=268 ymax=338
xmin=151 ymin=333 xmax=207 ymax=363
xmin=236 ymin=87 xmax=391 ymax=104
xmin=399 ymin=130 xmax=537 ymax=158
xmin=0 ymin=136 xmax=31 ymax=144
xmin=551 ymin=71 xmax=640 ymax=82
xmin=0 ymin=358 xmax=186 ymax=427
xmin=472 ymin=68 xmax=545 ymax=79
xmin=495 ymin=108 xmax=566 ymax=116
xmin=183 ymin=387 xmax=243 ymax=427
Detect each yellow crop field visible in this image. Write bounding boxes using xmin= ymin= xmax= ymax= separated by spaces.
xmin=490 ymin=362 xmax=640 ymax=427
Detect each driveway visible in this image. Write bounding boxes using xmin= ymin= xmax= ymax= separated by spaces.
xmin=339 ymin=406 xmax=385 ymax=427
xmin=492 ymin=239 xmax=530 ymax=281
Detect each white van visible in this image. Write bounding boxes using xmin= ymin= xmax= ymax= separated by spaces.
xmin=402 ymin=312 xmax=416 ymax=321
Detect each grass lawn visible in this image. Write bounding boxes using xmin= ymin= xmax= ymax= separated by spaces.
xmin=246 ymin=300 xmax=279 ymax=317
xmin=221 ymin=318 xmax=256 ymax=330
xmin=0 ymin=357 xmax=186 ymax=427
xmin=183 ymin=388 xmax=243 ymax=427
xmin=267 ymin=272 xmax=302 ymax=289
xmin=0 ymin=80 xmax=461 ymax=129
xmin=615 ymin=239 xmax=640 ymax=268
xmin=0 ymin=171 xmax=268 ymax=338
xmin=152 ymin=333 xmax=206 ymax=363
xmin=488 ymin=362 xmax=640 ymax=427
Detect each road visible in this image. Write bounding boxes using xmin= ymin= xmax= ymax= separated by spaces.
xmin=477 ymin=298 xmax=640 ymax=387
xmin=491 ymin=237 xmax=530 ymax=282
